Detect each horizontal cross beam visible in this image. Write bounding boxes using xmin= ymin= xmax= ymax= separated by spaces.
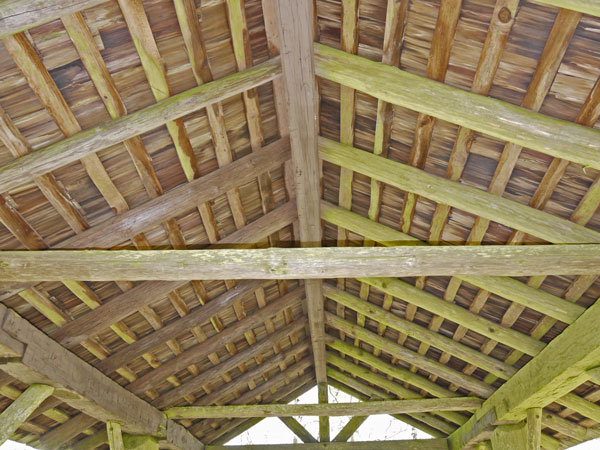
xmin=205 ymin=441 xmax=449 ymax=450
xmin=164 ymin=397 xmax=482 ymax=419
xmin=0 ymin=245 xmax=598 ymax=281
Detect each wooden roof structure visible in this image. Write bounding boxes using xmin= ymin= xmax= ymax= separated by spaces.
xmin=0 ymin=0 xmax=599 ymax=449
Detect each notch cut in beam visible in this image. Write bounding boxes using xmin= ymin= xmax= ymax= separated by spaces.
xmin=1 ymin=245 xmax=599 ymax=281
xmin=0 ymin=57 xmax=280 ymax=195
xmin=314 ymin=44 xmax=600 ymax=171
xmin=164 ymin=397 xmax=482 ymax=419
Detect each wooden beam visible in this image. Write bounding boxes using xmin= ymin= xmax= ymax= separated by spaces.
xmin=273 ymin=0 xmax=325 ymax=386
xmin=1 ymin=245 xmax=599 ymax=281
xmin=0 ymin=0 xmax=105 ymax=38
xmin=332 ymin=416 xmax=367 ymax=442
xmin=532 ymin=0 xmax=600 ymax=16
xmin=447 ymin=295 xmax=600 ymax=449
xmin=123 ymin=435 xmax=158 ymax=450
xmin=0 ymin=384 xmax=53 ymax=444
xmin=318 ymin=382 xmax=329 ymax=442
xmin=314 ymin=45 xmax=600 ymax=171
xmin=0 ymin=304 xmax=203 ymax=448
xmin=205 ymin=441 xmax=449 ymax=450
xmin=491 ymin=423 xmax=527 ymax=450
xmin=0 ymin=57 xmax=280 ymax=195
xmin=279 ymin=417 xmax=317 ymax=443
xmin=166 ymin=397 xmax=481 ymax=419
xmin=528 ymin=408 xmax=542 ymax=450
xmin=39 ymin=413 xmax=97 ymax=449
xmin=107 ymin=422 xmax=124 ymax=450
xmin=320 ymin=138 xmax=600 ymax=244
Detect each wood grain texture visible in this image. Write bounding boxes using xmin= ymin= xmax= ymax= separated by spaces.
xmin=0 ymin=384 xmax=53 ymax=445
xmin=1 ymin=244 xmax=599 ymax=281
xmin=274 ymin=0 xmax=326 ymax=384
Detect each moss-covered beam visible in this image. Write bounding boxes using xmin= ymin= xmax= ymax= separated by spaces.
xmin=315 ymin=45 xmax=600 ymax=170
xmin=0 ymin=384 xmax=53 ymax=445
xmin=320 ymin=138 xmax=600 ymax=244
xmin=279 ymin=417 xmax=317 ymax=444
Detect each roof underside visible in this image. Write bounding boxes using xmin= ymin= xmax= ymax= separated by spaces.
xmin=0 ymin=0 xmax=599 ymax=448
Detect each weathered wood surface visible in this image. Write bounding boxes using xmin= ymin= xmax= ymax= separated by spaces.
xmin=448 ymin=292 xmax=600 ymax=448
xmin=205 ymin=440 xmax=449 ymax=450
xmin=279 ymin=417 xmax=317 ymax=444
xmin=0 ymin=305 xmax=201 ymax=449
xmin=0 ymin=0 xmax=105 ymax=38
xmin=274 ymin=0 xmax=326 ymax=385
xmin=0 ymin=57 xmax=281 ymax=195
xmin=533 ymin=0 xmax=600 ymax=16
xmin=320 ymin=138 xmax=600 ymax=244
xmin=107 ymin=422 xmax=124 ymax=450
xmin=166 ymin=398 xmax=481 ymax=419
xmin=314 ymin=44 xmax=600 ymax=171
xmin=332 ymin=416 xmax=367 ymax=443
xmin=0 ymin=384 xmax=53 ymax=445
xmin=1 ymin=245 xmax=599 ymax=281
xmin=38 ymin=412 xmax=97 ymax=449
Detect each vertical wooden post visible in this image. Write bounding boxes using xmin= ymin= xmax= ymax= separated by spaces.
xmin=527 ymin=408 xmax=542 ymax=450
xmin=107 ymin=422 xmax=125 ymax=450
xmin=318 ymin=383 xmax=330 ymax=442
xmin=0 ymin=383 xmax=53 ymax=445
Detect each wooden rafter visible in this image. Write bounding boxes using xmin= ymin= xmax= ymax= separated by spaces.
xmin=204 ymin=440 xmax=449 ymax=450
xmin=1 ymin=245 xmax=599 ymax=281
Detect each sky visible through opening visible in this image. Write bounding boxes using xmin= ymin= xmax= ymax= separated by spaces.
xmin=0 ymin=385 xmax=598 ymax=449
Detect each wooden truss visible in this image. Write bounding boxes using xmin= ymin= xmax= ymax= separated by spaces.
xmin=0 ymin=0 xmax=598 ymax=449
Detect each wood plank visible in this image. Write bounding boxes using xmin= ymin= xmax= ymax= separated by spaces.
xmin=122 ymin=435 xmax=158 ymax=450
xmin=0 ymin=57 xmax=281 ymax=195
xmin=320 ymin=138 xmax=600 ymax=244
xmin=491 ymin=423 xmax=527 ymax=450
xmin=165 ymin=397 xmax=481 ymax=419
xmin=4 ymin=244 xmax=599 ymax=282
xmin=528 ymin=408 xmax=542 ymax=450
xmin=314 ymin=44 xmax=600 ymax=170
xmin=273 ymin=0 xmax=325 ymax=385
xmin=205 ymin=440 xmax=448 ymax=450
xmin=327 ymin=374 xmax=452 ymax=437
xmin=0 ymin=304 xmax=202 ymax=448
xmin=0 ymin=384 xmax=53 ymax=445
